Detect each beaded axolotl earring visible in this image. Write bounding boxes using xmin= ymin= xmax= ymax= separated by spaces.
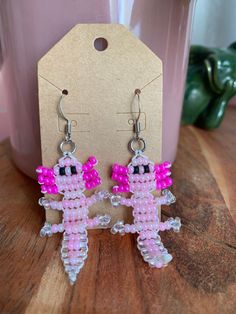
xmin=37 ymin=90 xmax=110 ymax=284
xmin=110 ymin=89 xmax=181 ymax=268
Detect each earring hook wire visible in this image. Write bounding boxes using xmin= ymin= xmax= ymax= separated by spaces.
xmin=58 ymin=90 xmax=76 ymax=154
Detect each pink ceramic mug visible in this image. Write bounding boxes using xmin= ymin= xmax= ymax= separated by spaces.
xmin=0 ymin=0 xmax=195 ymax=178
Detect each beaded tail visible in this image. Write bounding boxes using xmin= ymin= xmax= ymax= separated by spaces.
xmin=137 ymin=232 xmax=173 ymax=268
xmin=61 ymin=230 xmax=88 ymax=284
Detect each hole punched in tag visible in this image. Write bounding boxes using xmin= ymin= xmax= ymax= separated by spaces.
xmin=94 ymin=37 xmax=108 ymax=51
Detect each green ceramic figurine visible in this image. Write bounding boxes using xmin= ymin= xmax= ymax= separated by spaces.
xmin=182 ymin=42 xmax=236 ymax=129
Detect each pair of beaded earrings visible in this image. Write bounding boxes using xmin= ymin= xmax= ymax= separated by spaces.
xmin=37 ymin=89 xmax=181 ymax=284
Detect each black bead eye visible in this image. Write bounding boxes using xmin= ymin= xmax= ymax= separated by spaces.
xmin=133 ymin=166 xmax=139 ymax=174
xmin=144 ymin=165 xmax=150 ymax=173
xmin=59 ymin=167 xmax=66 ymax=176
xmin=71 ymin=166 xmax=77 ymax=175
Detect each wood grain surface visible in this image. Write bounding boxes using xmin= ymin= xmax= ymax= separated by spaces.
xmin=0 ymin=108 xmax=236 ymax=314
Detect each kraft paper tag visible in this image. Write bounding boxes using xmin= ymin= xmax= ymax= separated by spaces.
xmin=38 ymin=24 xmax=162 ymax=226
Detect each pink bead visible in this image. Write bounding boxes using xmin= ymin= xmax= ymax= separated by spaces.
xmin=166 ymin=177 xmax=173 ymax=186
xmin=139 ymin=166 xmax=144 ymax=174
xmin=51 ymin=201 xmax=56 ymax=209
xmin=155 ymin=261 xmax=163 ymax=268
xmin=51 ymin=224 xmax=58 ymax=233
xmin=76 ymin=164 xmax=82 ymax=172
xmin=117 ymin=175 xmax=122 ymax=183
xmin=41 ymin=185 xmax=47 ymax=193
xmin=72 ymin=225 xmax=79 ymax=233
xmin=87 ymin=220 xmax=93 ymax=228
xmin=124 ymin=224 xmax=130 ymax=233
xmin=112 ymin=173 xmax=118 ymax=180
xmin=139 ymin=232 xmax=146 ymax=240
xmin=123 ymin=167 xmax=128 ymax=175
xmin=132 ymin=159 xmax=138 ymax=166
xmin=92 ymin=169 xmax=98 ymax=177
xmin=89 ymin=156 xmax=97 ymax=165
xmin=123 ymin=177 xmax=129 ymax=184
xmin=124 ymin=185 xmax=130 ymax=193
xmin=112 ymin=186 xmax=119 ymax=194
xmin=112 ymin=164 xmax=119 ymax=172
xmin=119 ymin=186 xmax=124 ymax=192
xmin=82 ymin=164 xmax=88 ymax=172
xmin=66 ymin=225 xmax=72 ymax=234
xmin=48 ymin=169 xmax=54 ymax=176
xmin=161 ymin=164 xmax=167 ymax=171
xmin=165 ymin=222 xmax=171 ymax=230
xmin=80 ymin=182 xmax=85 ymax=189
xmin=164 ymin=161 xmax=171 ymax=168
xmin=49 ymin=178 xmax=55 ymax=185
xmin=121 ymin=177 xmax=127 ymax=184
xmin=59 ymin=159 xmax=65 ymax=167
xmin=69 ymin=235 xmax=75 ymax=242
xmin=68 ymin=241 xmax=74 ymax=250
xmin=89 ymin=181 xmax=94 ymax=188
xmin=42 ymin=168 xmax=48 ymax=176
xmin=38 ymin=175 xmax=44 ymax=184
xmin=161 ymin=181 xmax=167 ymax=189
xmin=83 ymin=173 xmax=89 ymax=181
xmin=149 ymin=164 xmax=154 ymax=172
xmin=86 ymin=199 xmax=92 ymax=207
xmin=159 ymin=223 xmax=165 ymax=231
xmin=36 ymin=166 xmax=43 ymax=173
xmin=74 ymin=241 xmax=81 ymax=250
xmin=46 ymin=186 xmax=52 ymax=194
xmin=130 ymin=225 xmax=136 ymax=233
xmin=85 ymin=182 xmax=92 ymax=189
xmin=94 ymin=217 xmax=99 ymax=225
xmin=128 ymin=166 xmax=134 ymax=174
xmin=155 ymin=165 xmax=160 ymax=172
xmin=120 ymin=198 xmax=126 ymax=205
xmin=44 ymin=177 xmax=50 ymax=185
xmin=94 ymin=178 xmax=100 ymax=185
xmin=65 ymin=166 xmax=71 ymax=176
xmin=58 ymin=224 xmax=64 ymax=232
xmin=70 ymin=257 xmax=77 ymax=265
xmin=63 ymin=200 xmax=70 ymax=208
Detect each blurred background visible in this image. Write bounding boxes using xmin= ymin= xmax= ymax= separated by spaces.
xmin=0 ymin=0 xmax=235 ymax=170
xmin=191 ymin=0 xmax=236 ymax=47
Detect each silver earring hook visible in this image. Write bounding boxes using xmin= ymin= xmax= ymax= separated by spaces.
xmin=128 ymin=89 xmax=146 ymax=154
xmin=58 ymin=90 xmax=72 ymax=142
xmin=134 ymin=89 xmax=141 ymax=139
xmin=58 ymin=90 xmax=76 ymax=154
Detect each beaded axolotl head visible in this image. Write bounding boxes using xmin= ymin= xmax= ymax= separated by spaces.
xmin=111 ymin=154 xmax=173 ymax=194
xmin=36 ymin=155 xmax=101 ymax=196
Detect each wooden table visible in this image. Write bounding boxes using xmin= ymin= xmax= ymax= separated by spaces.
xmin=0 ymin=108 xmax=236 ymax=314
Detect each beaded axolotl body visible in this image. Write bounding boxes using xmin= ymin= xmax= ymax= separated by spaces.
xmin=37 ymin=153 xmax=110 ymax=284
xmin=111 ymin=152 xmax=181 ymax=268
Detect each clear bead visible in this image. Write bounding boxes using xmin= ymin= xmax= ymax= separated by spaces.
xmin=110 ymin=195 xmax=121 ymax=207
xmin=162 ymin=189 xmax=176 ymax=205
xmin=69 ymin=272 xmax=77 ymax=285
xmin=169 ymin=217 xmax=181 ymax=232
xmin=38 ymin=197 xmax=50 ymax=209
xmin=111 ymin=220 xmax=125 ymax=235
xmin=97 ymin=214 xmax=111 ymax=227
xmin=39 ymin=222 xmax=52 ymax=237
xmin=95 ymin=190 xmax=110 ymax=201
